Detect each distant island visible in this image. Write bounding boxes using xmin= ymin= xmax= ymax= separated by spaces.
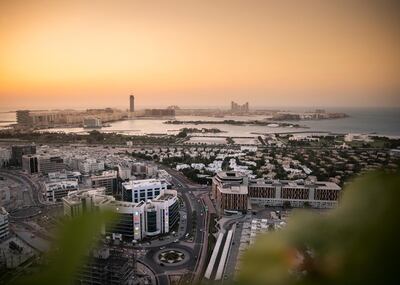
xmin=178 ymin=127 xmax=224 ymax=133
xmin=271 ymin=111 xmax=349 ymax=121
xmin=165 ymin=120 xmax=303 ymax=128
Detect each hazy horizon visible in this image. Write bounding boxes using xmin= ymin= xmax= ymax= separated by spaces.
xmin=1 ymin=0 xmax=400 ymax=109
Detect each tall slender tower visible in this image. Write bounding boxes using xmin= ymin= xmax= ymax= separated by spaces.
xmin=129 ymin=95 xmax=135 ymax=112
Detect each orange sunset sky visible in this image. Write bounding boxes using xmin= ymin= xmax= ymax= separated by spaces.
xmin=1 ymin=0 xmax=399 ymax=109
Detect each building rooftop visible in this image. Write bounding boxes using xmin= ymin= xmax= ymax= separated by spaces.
xmin=216 ymin=171 xmax=247 ymax=180
xmin=217 ymin=185 xmax=248 ymax=195
xmin=45 ymin=179 xmax=78 ymax=191
xmin=91 ymin=170 xmax=117 ymax=179
xmin=249 ymin=178 xmax=341 ymax=190
xmin=122 ymin=178 xmax=166 ymax=189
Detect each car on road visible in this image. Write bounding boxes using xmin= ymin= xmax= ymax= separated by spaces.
xmin=160 ymin=246 xmax=166 ymax=250
xmin=173 ymin=239 xmax=179 ymax=243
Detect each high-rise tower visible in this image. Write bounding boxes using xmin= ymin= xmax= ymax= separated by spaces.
xmin=129 ymin=95 xmax=135 ymax=112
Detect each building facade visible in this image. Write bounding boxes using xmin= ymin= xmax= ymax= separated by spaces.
xmin=63 ymin=188 xmax=179 ymax=241
xmin=16 ymin=109 xmax=127 ymax=128
xmin=16 ymin=110 xmax=33 ymax=126
xmin=213 ymin=171 xmax=341 ymax=212
xmin=0 ymin=147 xmax=11 ymax=168
xmin=78 ymin=158 xmax=105 ymax=174
xmin=131 ymin=163 xmax=158 ymax=178
xmin=38 ymin=155 xmax=65 ymax=174
xmin=83 ymin=117 xmax=102 ymax=128
xmin=212 ymin=172 xmax=249 ymax=212
xmin=22 ymin=155 xmax=38 ymax=174
xmin=44 ymin=179 xmax=79 ymax=202
xmin=91 ymin=170 xmax=118 ymax=195
xmin=0 ymin=207 xmax=9 ymax=241
xmin=75 ymin=248 xmax=134 ymax=285
xmin=23 ymin=154 xmax=66 ymax=175
xmin=121 ymin=179 xmax=168 ymax=203
xmin=63 ymin=188 xmax=110 ymax=218
xmin=11 ymin=145 xmax=36 ymax=166
xmin=141 ymin=109 xmax=175 ymax=118
xmin=231 ymin=101 xmax=249 ymax=113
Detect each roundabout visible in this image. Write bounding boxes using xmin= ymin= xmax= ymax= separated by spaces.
xmin=159 ymin=249 xmax=186 ymax=264
xmin=151 ymin=245 xmax=192 ymax=268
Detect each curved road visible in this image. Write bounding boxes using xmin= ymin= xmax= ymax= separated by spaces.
xmin=136 ymin=167 xmax=208 ymax=285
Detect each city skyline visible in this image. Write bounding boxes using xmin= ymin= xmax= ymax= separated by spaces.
xmin=1 ymin=2 xmax=400 ymax=284
xmin=1 ymin=0 xmax=400 ymax=109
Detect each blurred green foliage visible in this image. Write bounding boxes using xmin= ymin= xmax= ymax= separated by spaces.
xmin=11 ymin=210 xmax=116 ymax=285
xmin=238 ymin=171 xmax=400 ymax=285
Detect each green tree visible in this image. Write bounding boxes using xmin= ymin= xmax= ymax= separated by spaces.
xmin=238 ymin=171 xmax=400 ymax=285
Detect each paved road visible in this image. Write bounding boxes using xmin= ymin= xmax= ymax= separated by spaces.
xmin=1 ymin=165 xmax=210 ymax=285
xmin=0 ymin=170 xmax=44 ymax=219
xmin=136 ymin=167 xmax=208 ymax=285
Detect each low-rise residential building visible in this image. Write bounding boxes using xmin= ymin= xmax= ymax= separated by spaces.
xmin=117 ymin=164 xmax=134 ymax=181
xmin=78 ymin=158 xmax=105 ymax=174
xmin=132 ymin=162 xmax=158 ymax=178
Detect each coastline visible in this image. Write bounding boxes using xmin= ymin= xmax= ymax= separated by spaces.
xmin=1 ymin=107 xmax=399 ymax=137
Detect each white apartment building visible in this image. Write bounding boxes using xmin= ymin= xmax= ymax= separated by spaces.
xmin=122 ymin=179 xmax=168 ymax=203
xmin=0 ymin=207 xmax=9 ymax=240
xmin=63 ymin=188 xmax=179 ymax=241
xmin=117 ymin=164 xmax=134 ymax=181
xmin=63 ymin=188 xmax=109 ymax=217
xmin=132 ymin=163 xmax=158 ymax=178
xmin=78 ymin=158 xmax=105 ymax=174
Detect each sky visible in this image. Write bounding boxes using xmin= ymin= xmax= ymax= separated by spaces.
xmin=0 ymin=0 xmax=399 ymax=110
